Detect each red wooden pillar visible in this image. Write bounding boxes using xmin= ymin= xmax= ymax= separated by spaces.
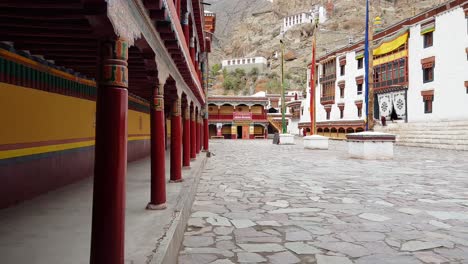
xmin=183 ymin=106 xmax=191 ymax=167
xmin=146 ymin=88 xmax=166 ymax=210
xmin=203 ymin=113 xmax=209 ymax=151
xmin=183 ymin=13 xmax=190 ymax=47
xmin=90 ymin=39 xmax=128 ymax=264
xmin=190 ymin=107 xmax=196 ymax=160
xmin=190 ymin=39 xmax=195 ymax=65
xmin=199 ymin=117 xmax=202 ymax=151
xmin=196 ymin=112 xmax=200 ymax=154
xmin=170 ymin=97 xmax=183 ymax=182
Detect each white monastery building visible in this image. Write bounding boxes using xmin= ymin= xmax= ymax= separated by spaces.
xmin=282 ymin=5 xmax=327 ymax=33
xmin=221 ymin=57 xmax=268 ymax=74
xmin=300 ymin=0 xmax=468 ymax=149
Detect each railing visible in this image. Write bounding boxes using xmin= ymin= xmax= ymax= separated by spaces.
xmin=320 ymin=95 xmax=335 ymax=104
xmin=208 ymin=114 xmax=233 ymax=120
xmin=252 ymin=113 xmax=267 ymax=120
xmin=267 ymin=115 xmax=282 ymax=133
xmin=208 ymin=113 xmax=267 ymax=120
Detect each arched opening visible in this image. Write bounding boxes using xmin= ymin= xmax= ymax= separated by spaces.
xmin=251 ymin=104 xmax=265 ymax=118
xmin=208 ymin=103 xmax=218 ymax=118
xmin=356 ymin=127 xmax=364 ymax=132
xmin=209 ymin=124 xmax=217 ymax=138
xmin=346 ymin=128 xmax=355 ymax=134
xmin=338 ymin=127 xmax=346 ymax=139
xmin=317 ymin=128 xmax=323 ymax=136
xmin=222 ymin=124 xmax=232 ymax=139
xmin=220 ymin=103 xmax=234 ymax=118
xmin=268 ymin=107 xmax=279 ymax=113
xmin=236 ymin=104 xmax=249 ymax=113
xmin=254 ymin=124 xmax=266 ymax=138
xmin=331 ymin=127 xmax=337 ymax=139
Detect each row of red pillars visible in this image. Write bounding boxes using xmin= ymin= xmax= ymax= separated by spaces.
xmin=90 ymin=39 xmax=209 ymax=264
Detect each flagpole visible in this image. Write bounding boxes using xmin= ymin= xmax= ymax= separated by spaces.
xmin=280 ymin=39 xmax=286 ymax=134
xmin=309 ymin=18 xmax=318 ymax=135
xmin=364 ymin=0 xmax=370 ymax=131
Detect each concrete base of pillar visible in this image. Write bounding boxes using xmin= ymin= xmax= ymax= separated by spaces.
xmin=304 ymin=135 xmax=329 ymax=150
xmin=346 ymin=132 xmax=396 ymax=159
xmin=169 ymin=179 xmax=184 ymax=183
xmin=146 ymin=203 xmax=167 ymax=210
xmin=279 ymin=134 xmax=295 ymax=145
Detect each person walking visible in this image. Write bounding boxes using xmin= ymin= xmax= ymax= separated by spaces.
xmin=273 ymin=131 xmax=280 ymax=145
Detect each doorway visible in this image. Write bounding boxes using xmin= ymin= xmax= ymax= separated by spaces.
xmin=237 ymin=126 xmax=242 ymax=139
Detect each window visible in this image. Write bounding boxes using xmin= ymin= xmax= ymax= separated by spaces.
xmin=357 ymin=58 xmax=363 ymax=69
xmin=340 ymin=65 xmax=345 ymax=76
xmin=423 ymin=32 xmax=433 ymax=48
xmin=326 ymin=111 xmax=330 ymax=120
xmin=340 ymin=109 xmax=344 ymax=119
xmin=340 ymin=87 xmax=344 ymax=98
xmin=357 ymin=83 xmax=363 ymax=95
xmin=357 ymin=107 xmax=362 ymax=117
xmin=423 ymin=67 xmax=434 ymax=83
xmin=424 ymin=98 xmax=433 ymax=113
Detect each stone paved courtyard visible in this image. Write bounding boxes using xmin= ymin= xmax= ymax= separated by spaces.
xmin=178 ymin=139 xmax=468 ymax=264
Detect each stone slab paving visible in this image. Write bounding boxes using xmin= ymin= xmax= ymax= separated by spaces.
xmin=178 ymin=139 xmax=468 ymax=264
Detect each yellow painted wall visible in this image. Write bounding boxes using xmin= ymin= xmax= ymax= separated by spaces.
xmin=208 ymin=104 xmax=218 ymax=115
xmin=251 ymin=105 xmax=263 ymax=114
xmin=235 ymin=105 xmax=250 ymax=113
xmin=254 ymin=126 xmax=263 ymax=134
xmin=221 ymin=125 xmax=231 ymax=134
xmin=220 ymin=105 xmax=234 ymax=114
xmin=0 ymin=82 xmax=150 ymax=145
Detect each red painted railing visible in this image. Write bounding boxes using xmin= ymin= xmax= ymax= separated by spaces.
xmin=208 ymin=113 xmax=267 ymax=120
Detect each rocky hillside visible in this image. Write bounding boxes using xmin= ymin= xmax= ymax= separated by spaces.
xmin=206 ymin=0 xmax=442 ymax=96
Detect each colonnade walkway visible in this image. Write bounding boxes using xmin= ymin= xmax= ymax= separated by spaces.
xmin=179 ymin=139 xmax=468 ymax=264
xmin=0 ymin=152 xmax=206 ymax=264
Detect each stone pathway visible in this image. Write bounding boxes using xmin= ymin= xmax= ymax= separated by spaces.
xmin=178 ymin=139 xmax=468 ymax=263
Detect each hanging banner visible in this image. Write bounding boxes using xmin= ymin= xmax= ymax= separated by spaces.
xmin=233 ymin=112 xmax=252 ymax=121
xmin=216 ymin=123 xmax=222 ymax=136
xmin=378 ymin=93 xmax=393 ymax=118
xmin=392 ymin=91 xmax=406 ymax=118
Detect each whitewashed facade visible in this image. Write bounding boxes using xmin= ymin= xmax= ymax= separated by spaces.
xmin=299 ymin=0 xmax=468 ymax=148
xmin=282 ymin=6 xmax=326 ymax=33
xmin=406 ymin=6 xmax=468 ymax=122
xmin=221 ymin=57 xmax=268 ymax=73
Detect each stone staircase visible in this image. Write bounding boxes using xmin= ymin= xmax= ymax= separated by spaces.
xmin=267 ymin=115 xmax=282 ymax=133
xmin=373 ymin=120 xmax=468 ymax=151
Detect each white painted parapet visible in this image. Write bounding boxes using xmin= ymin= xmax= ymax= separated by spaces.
xmin=304 ymin=135 xmax=329 ymax=150
xmin=279 ymin=134 xmax=295 ymax=145
xmin=346 ymin=132 xmax=396 ymax=159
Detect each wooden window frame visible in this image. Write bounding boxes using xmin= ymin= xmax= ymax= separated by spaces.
xmin=357 ymin=57 xmax=363 ymax=69
xmin=357 ymin=83 xmax=363 ymax=95
xmin=423 ymin=67 xmax=434 ymax=83
xmin=423 ymin=31 xmax=433 ymax=48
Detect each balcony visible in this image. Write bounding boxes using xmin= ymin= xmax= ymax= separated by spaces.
xmin=208 ymin=114 xmax=233 ymax=120
xmin=208 ymin=113 xmax=267 ymax=121
xmin=320 ymin=95 xmax=335 ymax=105
xmin=319 ymin=74 xmax=336 ymax=83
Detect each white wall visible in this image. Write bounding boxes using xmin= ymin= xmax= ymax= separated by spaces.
xmin=407 ymin=7 xmax=468 ymax=122
xmin=314 ymin=53 xmax=367 ymax=124
xmin=221 ymin=57 xmax=267 ymax=67
xmin=282 ymin=7 xmax=326 ymax=33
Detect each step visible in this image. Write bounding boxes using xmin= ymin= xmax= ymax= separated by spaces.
xmin=397 ymin=142 xmax=468 ymax=151
xmin=396 ymin=137 xmax=468 ymax=145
